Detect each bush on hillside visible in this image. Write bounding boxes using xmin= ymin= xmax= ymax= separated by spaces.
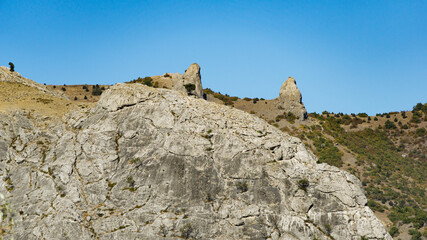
xmin=92 ymin=84 xmax=103 ymax=96
xmin=184 ymin=83 xmax=196 ymax=94
xmin=385 ymin=120 xmax=397 ymax=129
xmin=130 ymin=77 xmax=153 ymax=87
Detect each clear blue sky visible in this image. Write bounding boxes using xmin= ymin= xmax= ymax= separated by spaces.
xmin=1 ymin=0 xmax=426 ymax=115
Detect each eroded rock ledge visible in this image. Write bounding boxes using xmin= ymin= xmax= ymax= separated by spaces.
xmin=0 ymin=83 xmax=391 ymax=239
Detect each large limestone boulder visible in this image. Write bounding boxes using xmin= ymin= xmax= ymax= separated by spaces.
xmin=278 ymin=77 xmax=307 ymax=120
xmin=0 ymin=82 xmax=391 ymax=239
xmin=171 ymin=63 xmax=203 ymax=98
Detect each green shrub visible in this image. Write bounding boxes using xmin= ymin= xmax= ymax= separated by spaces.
xmin=203 ymin=88 xmax=214 ymax=95
xmin=130 ymin=77 xmax=153 ymax=86
xmin=408 ymin=229 xmax=421 ymax=240
xmin=384 ymin=120 xmax=396 ymax=129
xmin=285 ymin=112 xmax=298 ymax=124
xmin=311 ymin=133 xmax=343 ymax=167
xmin=411 ymin=111 xmax=422 ymax=123
xmin=415 ymin=128 xmax=426 ymax=137
xmin=389 ymin=226 xmax=399 ymax=237
xmin=184 ymin=83 xmax=196 ymax=94
xmin=412 ymin=103 xmax=426 ymax=112
xmin=367 ymin=200 xmax=385 ymax=212
xmin=236 ymin=181 xmax=248 ymax=193
xmin=92 ymin=84 xmax=103 ymax=96
xmin=401 ymin=111 xmax=407 ymax=118
xmin=297 ymin=179 xmax=309 ymax=191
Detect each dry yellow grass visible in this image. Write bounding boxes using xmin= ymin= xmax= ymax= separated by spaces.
xmin=0 ymin=82 xmax=94 ymax=117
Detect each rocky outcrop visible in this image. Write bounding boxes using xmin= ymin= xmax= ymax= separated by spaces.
xmin=0 ymin=81 xmax=391 ymax=239
xmin=278 ymin=77 xmax=307 ymax=120
xmin=170 ymin=63 xmax=203 ymax=98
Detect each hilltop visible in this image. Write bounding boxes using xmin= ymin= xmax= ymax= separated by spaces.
xmin=0 ymin=65 xmax=393 ymax=239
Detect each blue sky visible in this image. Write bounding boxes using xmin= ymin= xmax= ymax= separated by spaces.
xmin=1 ymin=0 xmax=426 ymax=115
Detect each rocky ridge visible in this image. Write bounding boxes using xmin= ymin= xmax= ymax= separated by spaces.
xmin=0 ymin=72 xmax=391 ymax=239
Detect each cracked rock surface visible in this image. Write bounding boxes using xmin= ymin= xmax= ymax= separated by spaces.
xmin=0 ymin=83 xmax=391 ymax=239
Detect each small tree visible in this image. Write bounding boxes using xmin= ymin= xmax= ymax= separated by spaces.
xmin=384 ymin=120 xmax=396 ymax=129
xmin=92 ymin=84 xmax=103 ymax=96
xmin=184 ymin=83 xmax=196 ymax=94
xmin=8 ymin=62 xmax=14 ymax=72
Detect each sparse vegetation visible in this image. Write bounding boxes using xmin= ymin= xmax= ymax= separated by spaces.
xmin=204 ymin=88 xmax=238 ymax=105
xmin=130 ymin=158 xmax=141 ymax=164
xmin=389 ymin=226 xmax=399 ymax=237
xmin=184 ymin=83 xmax=196 ymax=94
xmin=236 ymin=181 xmax=248 ymax=193
xmin=297 ymin=179 xmax=309 ymax=191
xmin=130 ymin=76 xmax=153 ymax=87
xmin=384 ymin=120 xmax=397 ymax=129
xmin=92 ymin=84 xmax=103 ymax=96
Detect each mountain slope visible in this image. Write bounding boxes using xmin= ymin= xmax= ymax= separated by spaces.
xmin=0 ymin=80 xmax=391 ymax=239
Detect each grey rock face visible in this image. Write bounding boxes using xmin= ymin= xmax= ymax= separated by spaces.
xmin=278 ymin=77 xmax=307 ymax=120
xmin=171 ymin=63 xmax=203 ymax=98
xmin=0 ymin=83 xmax=391 ymax=239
